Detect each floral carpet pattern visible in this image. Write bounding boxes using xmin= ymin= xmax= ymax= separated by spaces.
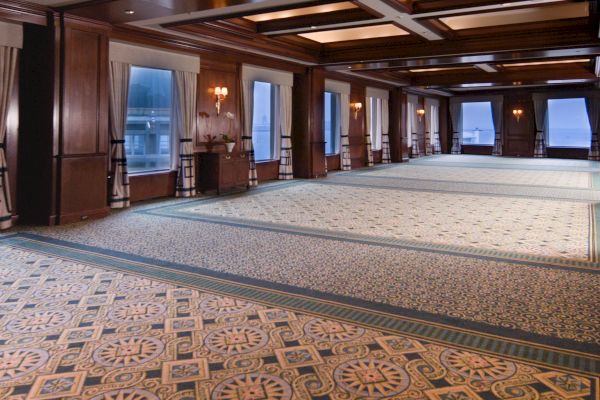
xmin=0 ymin=235 xmax=598 ymax=399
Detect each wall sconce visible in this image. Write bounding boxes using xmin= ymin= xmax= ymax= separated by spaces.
xmin=512 ymin=108 xmax=523 ymax=122
xmin=416 ymin=108 xmax=425 ymax=122
xmin=350 ymin=102 xmax=362 ymax=120
xmin=214 ymin=86 xmax=228 ymax=115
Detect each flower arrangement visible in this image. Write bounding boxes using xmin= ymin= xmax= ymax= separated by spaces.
xmin=221 ymin=134 xmax=235 ymax=143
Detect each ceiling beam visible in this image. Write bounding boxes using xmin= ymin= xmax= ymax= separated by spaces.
xmin=410 ymin=66 xmax=596 ymax=86
xmin=321 ymin=23 xmax=600 ymax=66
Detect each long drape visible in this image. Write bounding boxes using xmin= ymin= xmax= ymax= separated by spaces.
xmin=278 ymin=85 xmax=293 ymax=179
xmin=0 ymin=46 xmax=17 ymax=230
xmin=242 ymin=80 xmax=258 ymax=186
xmin=407 ymin=95 xmax=420 ymax=158
xmin=586 ymin=95 xmax=600 ymax=161
xmin=449 ymin=99 xmax=462 ymax=154
xmin=532 ymin=94 xmax=548 ymax=158
xmin=173 ymin=70 xmax=197 ymax=197
xmin=425 ymin=98 xmax=441 ymax=155
xmin=108 ymin=61 xmax=131 ymax=208
xmin=381 ymin=98 xmax=391 ymax=163
xmin=340 ymin=93 xmax=351 ymax=170
xmin=365 ymin=97 xmax=374 ymax=166
xmin=491 ymin=96 xmax=504 ymax=156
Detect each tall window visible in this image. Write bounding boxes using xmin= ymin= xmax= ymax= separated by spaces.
xmin=462 ymin=102 xmax=494 ymax=145
xmin=125 ymin=66 xmax=173 ymax=173
xmin=369 ymin=97 xmax=382 ymax=150
xmin=324 ymin=91 xmax=341 ymax=155
xmin=548 ymin=98 xmax=591 ymax=147
xmin=252 ymin=81 xmax=278 ymax=161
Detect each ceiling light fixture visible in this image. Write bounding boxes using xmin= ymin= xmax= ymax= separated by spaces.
xmin=124 ymin=9 xmax=135 ymax=15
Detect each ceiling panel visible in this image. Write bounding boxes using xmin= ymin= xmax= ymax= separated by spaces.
xmin=440 ymin=2 xmax=589 ymax=30
xmin=245 ymin=2 xmax=357 ymax=22
xmin=298 ymin=23 xmax=408 ymax=43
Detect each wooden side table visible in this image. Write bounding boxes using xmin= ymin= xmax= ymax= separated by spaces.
xmin=196 ymin=152 xmax=250 ymax=194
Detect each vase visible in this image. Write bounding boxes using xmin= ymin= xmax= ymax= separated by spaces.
xmin=225 ymin=142 xmax=235 ymax=153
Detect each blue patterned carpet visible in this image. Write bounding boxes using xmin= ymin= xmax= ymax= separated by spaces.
xmin=3 ymin=155 xmax=599 ymax=398
xmin=0 ymin=233 xmax=598 ymax=399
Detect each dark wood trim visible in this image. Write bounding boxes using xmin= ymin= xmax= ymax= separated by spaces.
xmin=0 ymin=0 xmax=49 ymax=26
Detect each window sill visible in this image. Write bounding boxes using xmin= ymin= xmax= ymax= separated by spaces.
xmin=255 ymin=160 xmax=279 ymax=164
xmin=326 ymin=153 xmax=340 ymax=157
xmin=129 ymin=169 xmax=174 ymax=177
xmin=547 ymin=146 xmax=590 ymax=150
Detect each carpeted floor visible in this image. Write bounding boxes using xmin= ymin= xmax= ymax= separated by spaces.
xmin=2 ymin=155 xmax=599 ymax=398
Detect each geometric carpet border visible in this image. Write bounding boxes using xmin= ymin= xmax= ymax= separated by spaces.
xmin=2 ymin=233 xmax=599 ymax=377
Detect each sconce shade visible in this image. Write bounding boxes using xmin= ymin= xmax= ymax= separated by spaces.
xmin=214 ymin=86 xmax=228 ymax=115
xmin=512 ymin=108 xmax=523 ymax=122
xmin=350 ymin=102 xmax=362 ymax=119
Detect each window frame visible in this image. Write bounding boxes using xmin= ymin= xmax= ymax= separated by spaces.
xmin=324 ymin=91 xmax=341 ymax=156
xmin=546 ymin=97 xmax=591 ymax=149
xmin=460 ymin=101 xmax=495 ymax=146
xmin=125 ymin=65 xmax=175 ymax=175
xmin=251 ymin=80 xmax=280 ymax=163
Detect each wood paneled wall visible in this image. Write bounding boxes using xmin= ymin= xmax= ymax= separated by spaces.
xmin=503 ymin=93 xmax=535 ymax=157
xmin=349 ymin=83 xmax=366 ymax=169
xmin=58 ymin=18 xmax=110 ymax=224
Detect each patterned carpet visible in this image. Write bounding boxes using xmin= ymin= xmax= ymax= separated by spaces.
xmin=0 ymin=234 xmax=597 ymax=399
xmin=3 ymin=155 xmax=599 ymax=398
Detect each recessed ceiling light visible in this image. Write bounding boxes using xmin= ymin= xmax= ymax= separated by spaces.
xmin=310 ymin=25 xmax=316 ymax=29
xmin=124 ymin=9 xmax=135 ymax=15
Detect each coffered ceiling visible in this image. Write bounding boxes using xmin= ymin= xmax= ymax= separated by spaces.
xmin=43 ymin=0 xmax=600 ymax=94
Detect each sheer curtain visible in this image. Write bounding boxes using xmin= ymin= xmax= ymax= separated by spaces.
xmin=491 ymin=95 xmax=504 ymax=156
xmin=242 ymin=80 xmax=258 ymax=186
xmin=108 ymin=61 xmax=131 ymax=208
xmin=365 ymin=97 xmax=374 ymax=166
xmin=449 ymin=99 xmax=462 ymax=154
xmin=278 ymin=84 xmax=293 ymax=179
xmin=425 ymin=98 xmax=441 ymax=154
xmin=381 ymin=98 xmax=391 ymax=163
xmin=340 ymin=93 xmax=351 ymax=170
xmin=586 ymin=94 xmax=600 ymax=161
xmin=532 ymin=93 xmax=548 ymax=158
xmin=407 ymin=94 xmax=419 ymax=158
xmin=173 ymin=70 xmax=197 ymax=197
xmin=0 ymin=46 xmax=17 ymax=230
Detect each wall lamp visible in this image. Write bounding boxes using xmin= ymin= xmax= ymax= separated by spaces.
xmin=512 ymin=108 xmax=523 ymax=122
xmin=350 ymin=102 xmax=362 ymax=120
xmin=214 ymin=86 xmax=228 ymax=115
xmin=416 ymin=108 xmax=425 ymax=122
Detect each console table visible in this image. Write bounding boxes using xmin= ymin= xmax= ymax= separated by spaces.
xmin=196 ymin=152 xmax=249 ymax=194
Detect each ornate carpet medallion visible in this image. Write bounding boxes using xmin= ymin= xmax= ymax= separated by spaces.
xmin=0 ymin=234 xmax=597 ymax=399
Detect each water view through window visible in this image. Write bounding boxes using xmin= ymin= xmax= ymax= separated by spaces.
xmin=548 ymin=98 xmax=591 ymax=148
xmin=125 ymin=66 xmax=172 ymax=173
xmin=252 ymin=81 xmax=276 ymax=161
xmin=324 ymin=92 xmax=340 ymax=155
xmin=462 ymin=102 xmax=494 ymax=145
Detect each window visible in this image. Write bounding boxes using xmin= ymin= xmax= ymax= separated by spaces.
xmin=125 ymin=66 xmax=173 ymax=173
xmin=369 ymin=97 xmax=382 ymax=150
xmin=252 ymin=81 xmax=278 ymax=161
xmin=548 ymin=98 xmax=591 ymax=148
xmin=461 ymin=102 xmax=494 ymax=145
xmin=324 ymin=92 xmax=341 ymax=155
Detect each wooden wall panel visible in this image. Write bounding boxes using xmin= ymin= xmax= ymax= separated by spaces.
xmin=62 ymin=28 xmax=106 ymax=155
xmin=310 ymin=68 xmax=326 ymax=177
xmin=197 ymin=59 xmax=240 ymax=151
xmin=349 ymin=83 xmax=365 ymax=168
xmin=439 ymin=97 xmax=449 ymax=154
xmin=326 ymin=154 xmax=340 ymax=171
xmin=389 ymin=88 xmax=403 ymax=162
xmin=59 ymin=156 xmax=109 ymax=223
xmin=257 ymin=160 xmax=279 ymax=181
xmin=129 ymin=171 xmax=176 ymax=203
xmin=18 ymin=21 xmax=58 ymax=225
xmin=292 ymin=70 xmax=311 ymax=178
xmin=57 ymin=18 xmax=109 ymax=223
xmin=503 ymin=94 xmax=534 ymax=157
